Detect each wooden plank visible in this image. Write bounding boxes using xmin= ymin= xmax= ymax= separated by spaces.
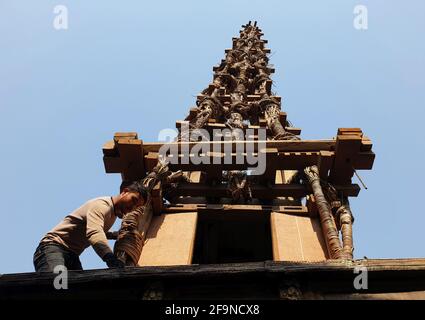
xmin=189 ymin=171 xmax=201 ymax=183
xmin=205 ymin=167 xmax=222 ymax=185
xmin=145 ymin=149 xmax=327 ymax=172
xmin=275 ymin=151 xmax=320 ymax=169
xmin=138 ymin=212 xmax=198 ymax=266
xmin=176 ymin=120 xmax=189 ymax=129
xmin=145 ymin=152 xmax=158 ymax=172
xmin=329 ymin=134 xmax=362 ymax=185
xmin=105 ymin=142 xmax=372 ymax=178
xmin=285 ymin=127 xmax=301 ymax=135
xmin=103 ymin=156 xmax=124 ymax=173
xmin=259 ymin=117 xmax=267 ymax=127
xmin=203 ymin=122 xmax=266 ymax=138
xmin=5 ymin=259 xmax=425 ymax=285
xmin=225 ymin=48 xmax=271 ymax=53
xmin=164 ymin=204 xmax=308 ymax=214
xmin=337 ymin=128 xmax=362 ymax=136
xmin=113 ymin=132 xmax=138 ymax=141
xmin=196 ymin=94 xmax=281 ymax=104
xmin=275 ymin=170 xmax=284 ymax=184
xmin=271 ymin=212 xmax=328 ymax=262
xmin=279 ymin=112 xmax=287 ymax=125
xmin=276 ymin=206 xmax=309 ymax=216
xmin=306 ymin=194 xmax=318 ymax=218
xmin=151 ymin=181 xmax=163 ymax=215
xmin=259 ymin=148 xmax=279 ymax=184
xmin=5 ymin=258 xmax=425 ymax=300
xmin=116 ymin=138 xmax=145 ymax=181
xmin=353 ymin=151 xmax=375 ymax=169
xmin=143 ymin=140 xmax=337 ymax=154
xmin=205 ymin=122 xmax=226 ymax=129
xmin=361 ymin=136 xmax=373 ymax=151
xmin=102 ymin=140 xmax=117 ymax=157
xmin=171 ymin=183 xmax=360 ymax=198
xmin=265 ymin=79 xmax=272 ymax=94
xmin=318 ymin=150 xmax=333 ymax=180
xmin=103 ymin=135 xmax=373 ymax=178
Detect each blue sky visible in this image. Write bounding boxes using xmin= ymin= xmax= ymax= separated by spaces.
xmin=1 ymin=1 xmax=424 ymax=273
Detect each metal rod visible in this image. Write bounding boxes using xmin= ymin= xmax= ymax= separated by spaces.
xmin=353 ymin=167 xmax=368 ymax=190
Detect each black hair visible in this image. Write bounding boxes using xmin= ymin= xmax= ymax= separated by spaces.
xmin=120 ymin=180 xmax=148 ymax=202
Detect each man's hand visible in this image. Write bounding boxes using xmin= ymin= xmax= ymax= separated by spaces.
xmin=103 ymin=253 xmax=125 ymax=269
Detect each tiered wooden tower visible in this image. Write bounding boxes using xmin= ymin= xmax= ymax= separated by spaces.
xmin=6 ymin=22 xmax=425 ymax=301
xmin=102 ymin=21 xmax=375 ymax=267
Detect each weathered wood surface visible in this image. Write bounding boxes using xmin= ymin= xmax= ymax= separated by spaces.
xmin=103 ymin=136 xmax=375 ymax=181
xmin=3 ymin=259 xmax=425 ymax=285
xmin=142 ymin=139 xmax=336 ymax=153
xmin=2 ymin=259 xmax=425 ymax=300
xmin=163 ymin=204 xmax=309 ymax=214
xmin=271 ymin=212 xmax=328 ymax=262
xmin=168 ymin=183 xmax=360 ymax=198
xmin=138 ymin=212 xmax=198 ymax=266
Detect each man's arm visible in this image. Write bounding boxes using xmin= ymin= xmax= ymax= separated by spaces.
xmin=86 ymin=201 xmax=124 ymax=268
xmin=86 ymin=201 xmax=113 ymax=259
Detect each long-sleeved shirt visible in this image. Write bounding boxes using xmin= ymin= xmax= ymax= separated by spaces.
xmin=40 ymin=197 xmax=117 ymax=259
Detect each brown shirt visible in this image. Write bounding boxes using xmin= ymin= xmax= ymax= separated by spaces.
xmin=40 ymin=197 xmax=117 ymax=259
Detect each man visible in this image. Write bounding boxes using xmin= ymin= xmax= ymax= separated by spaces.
xmin=33 ymin=181 xmax=148 ymax=272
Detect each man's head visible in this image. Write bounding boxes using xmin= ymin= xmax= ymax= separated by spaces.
xmin=114 ymin=181 xmax=148 ymax=218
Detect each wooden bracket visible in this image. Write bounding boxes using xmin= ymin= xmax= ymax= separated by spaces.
xmin=329 ymin=129 xmax=363 ymax=185
xmin=102 ymin=132 xmax=145 ymax=181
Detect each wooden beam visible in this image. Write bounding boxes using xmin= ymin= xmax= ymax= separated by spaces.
xmin=103 ymin=156 xmax=124 ymax=173
xmin=271 ymin=212 xmax=328 ymax=262
xmin=102 ymin=134 xmax=374 ymax=181
xmin=115 ymin=138 xmax=145 ymax=181
xmin=337 ymin=128 xmax=362 ymax=136
xmin=145 ymin=152 xmax=158 ymax=172
xmin=361 ymin=136 xmax=373 ymax=151
xmin=306 ymin=194 xmax=318 ymax=218
xmin=143 ymin=140 xmax=336 ymax=154
xmin=163 ymin=203 xmax=309 ymax=214
xmin=146 ymin=150 xmax=325 ymax=172
xmin=259 ymin=148 xmax=279 ymax=184
xmin=138 ymin=212 xmax=197 ymax=266
xmin=225 ymin=48 xmax=271 ymax=54
xmin=196 ymin=94 xmax=281 ymax=104
xmin=151 ymin=181 xmax=163 ymax=215
xmin=188 ymin=122 xmax=302 ymax=138
xmin=113 ymin=132 xmax=138 ymax=141
xmin=279 ymin=112 xmax=287 ymax=125
xmin=285 ymin=127 xmax=301 ymax=135
xmin=318 ymin=150 xmax=333 ymax=180
xmin=329 ymin=133 xmax=363 ymax=185
xmin=102 ymin=140 xmax=117 ymax=157
xmin=353 ymin=151 xmax=375 ymax=169
xmin=171 ymin=183 xmax=360 ymax=199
